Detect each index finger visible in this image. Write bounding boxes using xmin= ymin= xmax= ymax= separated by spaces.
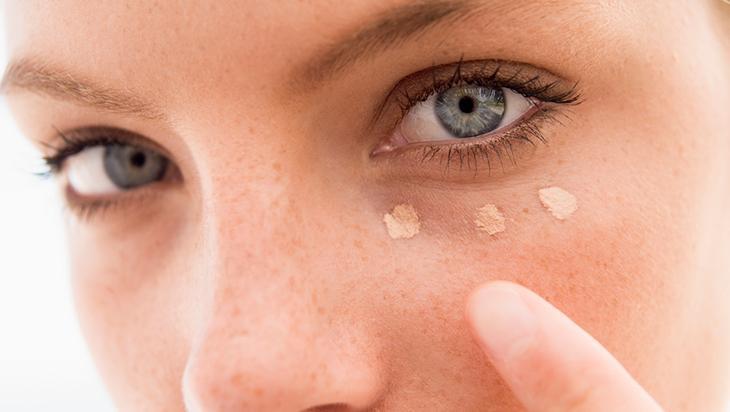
xmin=466 ymin=281 xmax=663 ymax=412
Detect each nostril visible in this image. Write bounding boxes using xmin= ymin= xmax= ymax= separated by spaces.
xmin=302 ymin=403 xmax=354 ymax=412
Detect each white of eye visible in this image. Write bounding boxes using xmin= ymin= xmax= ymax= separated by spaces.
xmin=399 ymin=87 xmax=535 ymax=143
xmin=65 ymin=146 xmax=121 ymax=196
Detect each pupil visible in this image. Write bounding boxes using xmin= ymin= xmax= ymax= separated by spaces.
xmin=130 ymin=152 xmax=147 ymax=168
xmin=458 ymin=96 xmax=475 ymax=113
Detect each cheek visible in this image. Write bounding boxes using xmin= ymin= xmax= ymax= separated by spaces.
xmin=383 ymin=177 xmax=700 ymax=404
xmin=67 ymin=205 xmax=193 ymax=409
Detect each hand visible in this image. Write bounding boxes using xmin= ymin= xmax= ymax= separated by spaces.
xmin=466 ymin=281 xmax=663 ymax=411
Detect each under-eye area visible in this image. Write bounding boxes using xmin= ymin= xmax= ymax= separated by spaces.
xmin=368 ymin=59 xmax=582 ymax=182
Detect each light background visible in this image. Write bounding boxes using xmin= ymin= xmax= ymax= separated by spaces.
xmin=0 ymin=10 xmax=115 ymax=412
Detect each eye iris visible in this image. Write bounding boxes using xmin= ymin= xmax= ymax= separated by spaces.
xmin=103 ymin=145 xmax=168 ymax=189
xmin=434 ymin=85 xmax=506 ymax=138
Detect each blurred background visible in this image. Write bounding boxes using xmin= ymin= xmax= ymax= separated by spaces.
xmin=0 ymin=10 xmax=115 ymax=412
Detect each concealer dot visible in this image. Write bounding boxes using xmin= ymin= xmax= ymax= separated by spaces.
xmin=383 ymin=204 xmax=421 ymax=239
xmin=474 ymin=204 xmax=506 ymax=235
xmin=538 ymin=186 xmax=578 ymax=220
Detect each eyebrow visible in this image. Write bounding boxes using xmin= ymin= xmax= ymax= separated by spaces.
xmin=0 ymin=58 xmax=165 ymax=120
xmin=1 ymin=0 xmax=545 ymax=113
xmin=296 ymin=0 xmax=484 ymax=89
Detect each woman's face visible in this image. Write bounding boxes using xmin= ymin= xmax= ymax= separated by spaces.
xmin=4 ymin=1 xmax=730 ymax=410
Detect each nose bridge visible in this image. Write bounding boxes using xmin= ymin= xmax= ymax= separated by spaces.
xmin=196 ymin=121 xmax=314 ymax=272
xmin=182 ymin=131 xmax=385 ymax=410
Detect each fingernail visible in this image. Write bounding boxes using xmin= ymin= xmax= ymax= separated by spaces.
xmin=469 ymin=283 xmax=537 ymax=362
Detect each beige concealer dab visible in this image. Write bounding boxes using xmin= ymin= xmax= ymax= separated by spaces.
xmin=474 ymin=204 xmax=506 ymax=235
xmin=383 ymin=204 xmax=421 ymax=239
xmin=538 ymin=186 xmax=578 ymax=220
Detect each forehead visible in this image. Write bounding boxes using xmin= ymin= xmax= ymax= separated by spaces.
xmin=2 ymin=0 xmax=668 ymax=118
xmin=4 ymin=1 xmax=626 ymax=72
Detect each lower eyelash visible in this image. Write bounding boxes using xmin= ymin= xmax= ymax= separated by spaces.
xmin=62 ymin=195 xmax=118 ymax=221
xmin=411 ymin=106 xmax=570 ymax=176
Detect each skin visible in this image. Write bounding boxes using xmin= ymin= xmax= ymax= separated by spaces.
xmin=3 ymin=0 xmax=730 ymax=410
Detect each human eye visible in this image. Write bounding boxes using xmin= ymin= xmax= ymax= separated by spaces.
xmin=369 ymin=59 xmax=581 ymax=180
xmin=42 ymin=126 xmax=178 ymax=219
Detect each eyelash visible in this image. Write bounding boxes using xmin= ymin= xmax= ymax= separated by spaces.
xmin=41 ymin=127 xmax=123 ymax=174
xmin=39 ymin=127 xmax=170 ymax=220
xmin=39 ymin=59 xmax=581 ymax=218
xmin=374 ymin=58 xmax=582 ymax=173
xmin=391 ymin=59 xmax=581 ymax=117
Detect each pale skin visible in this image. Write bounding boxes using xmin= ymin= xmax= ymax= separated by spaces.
xmin=3 ymin=1 xmax=730 ymax=411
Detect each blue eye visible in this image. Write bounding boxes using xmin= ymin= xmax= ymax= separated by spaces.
xmin=104 ymin=145 xmax=168 ymax=189
xmin=64 ymin=143 xmax=169 ymax=196
xmin=434 ymin=85 xmax=505 ymax=138
xmin=397 ymin=84 xmax=535 ymax=144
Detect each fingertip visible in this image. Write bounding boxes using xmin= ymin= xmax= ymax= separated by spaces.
xmin=465 ymin=281 xmax=538 ymax=363
xmin=466 ymin=281 xmax=522 ymax=315
xmin=465 ymin=281 xmax=662 ymax=412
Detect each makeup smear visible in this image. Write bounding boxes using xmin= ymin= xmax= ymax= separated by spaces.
xmin=474 ymin=204 xmax=506 ymax=235
xmin=538 ymin=186 xmax=578 ymax=220
xmin=383 ymin=204 xmax=421 ymax=239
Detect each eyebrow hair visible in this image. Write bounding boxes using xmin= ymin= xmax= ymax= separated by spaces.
xmin=297 ymin=0 xmax=483 ymax=89
xmin=0 ymin=58 xmax=165 ymax=120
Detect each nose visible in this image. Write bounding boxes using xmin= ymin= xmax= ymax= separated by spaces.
xmin=182 ymin=298 xmax=385 ymax=411
xmin=181 ymin=179 xmax=385 ymax=411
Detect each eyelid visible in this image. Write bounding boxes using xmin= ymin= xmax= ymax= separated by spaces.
xmin=43 ymin=126 xmax=173 ymax=174
xmin=387 ymin=99 xmax=542 ymax=153
xmin=369 ymin=106 xmax=568 ymax=185
xmin=370 ymin=58 xmax=581 ymax=128
xmin=38 ymin=126 xmax=181 ymax=221
xmin=366 ymin=59 xmax=581 ymax=178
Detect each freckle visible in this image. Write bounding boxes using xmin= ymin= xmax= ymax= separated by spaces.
xmin=474 ymin=204 xmax=506 ymax=235
xmin=538 ymin=186 xmax=578 ymax=220
xmin=522 ymin=208 xmax=530 ymax=214
xmin=383 ymin=204 xmax=420 ymax=239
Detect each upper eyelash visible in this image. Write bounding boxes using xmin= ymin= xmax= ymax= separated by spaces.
xmin=370 ymin=58 xmax=583 ymax=176
xmin=38 ymin=127 xmax=174 ymax=221
xmin=41 ymin=126 xmax=161 ymax=176
xmin=389 ymin=58 xmax=582 ymax=120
